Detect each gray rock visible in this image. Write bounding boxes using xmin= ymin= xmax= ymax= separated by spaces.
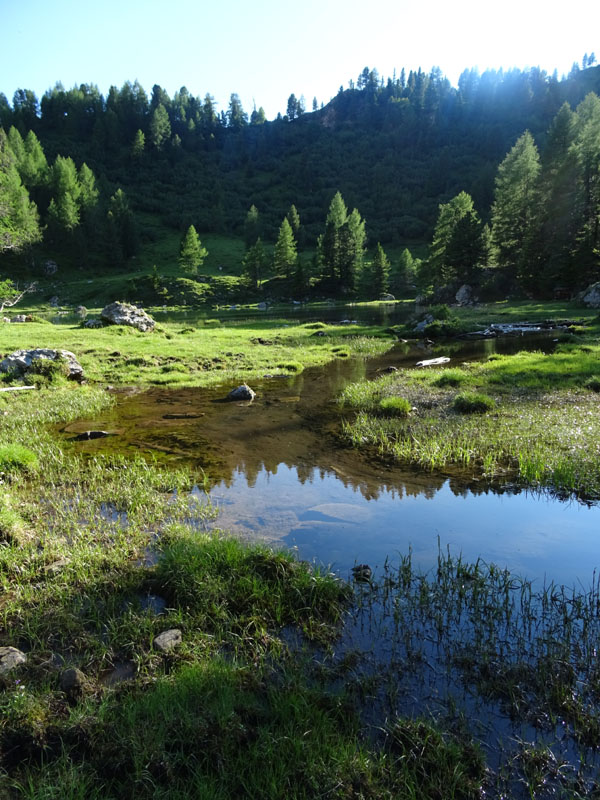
xmin=0 ymin=349 xmax=84 ymax=381
xmin=49 ymin=296 xmax=59 ymax=307
xmin=75 ymin=305 xmax=87 ymax=318
xmin=84 ymin=318 xmax=103 ymax=328
xmin=153 ymin=629 xmax=182 ymax=652
xmin=226 ymin=383 xmax=256 ymax=401
xmin=72 ymin=430 xmax=111 ymax=441
xmin=414 ymin=315 xmax=434 ymax=333
xmin=11 ymin=315 xmax=28 ymax=323
xmin=379 ymin=293 xmax=396 ymax=301
xmin=0 ymin=646 xmax=27 ymax=675
xmin=101 ymin=302 xmax=155 ymax=332
xmin=43 ymin=260 xmax=58 ymax=276
xmin=257 ymin=302 xmax=268 ymax=310
xmin=578 ymin=282 xmax=600 ymax=308
xmin=455 ymin=284 xmax=474 ymax=306
xmin=60 ymin=667 xmax=86 ymax=692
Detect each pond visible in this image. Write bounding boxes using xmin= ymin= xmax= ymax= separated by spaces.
xmin=63 ymin=331 xmax=599 ymax=588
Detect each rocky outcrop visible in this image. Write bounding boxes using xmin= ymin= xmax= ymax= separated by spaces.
xmin=0 ymin=349 xmax=84 ymax=381
xmin=100 ymin=302 xmax=155 ymax=332
xmin=226 ymin=384 xmax=256 ymax=401
xmin=577 ymin=282 xmax=600 ymax=308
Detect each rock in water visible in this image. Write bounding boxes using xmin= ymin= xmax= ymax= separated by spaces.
xmin=226 ymin=383 xmax=256 ymax=401
xmin=0 ymin=349 xmax=84 ymax=381
xmin=101 ymin=302 xmax=155 ymax=332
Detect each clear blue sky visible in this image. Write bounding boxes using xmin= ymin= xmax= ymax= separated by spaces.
xmin=1 ymin=0 xmax=597 ymax=119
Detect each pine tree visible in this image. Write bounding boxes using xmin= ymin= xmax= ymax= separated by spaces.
xmin=273 ymin=218 xmax=297 ymax=279
xmin=107 ymin=189 xmax=138 ymax=263
xmin=132 ymin=129 xmax=145 ymax=159
xmin=0 ymin=127 xmax=40 ymax=252
xmin=179 ymin=224 xmax=207 ymax=275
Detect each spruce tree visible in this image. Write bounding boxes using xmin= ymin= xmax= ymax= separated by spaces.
xmin=242 ymin=238 xmax=266 ymax=290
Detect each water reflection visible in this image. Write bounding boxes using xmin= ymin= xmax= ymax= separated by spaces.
xmin=63 ymin=334 xmax=600 ymax=587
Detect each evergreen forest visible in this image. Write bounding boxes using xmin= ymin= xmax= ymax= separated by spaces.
xmin=1 ymin=57 xmax=600 ymax=302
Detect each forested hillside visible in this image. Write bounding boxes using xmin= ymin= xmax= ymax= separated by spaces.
xmin=1 ymin=58 xmax=599 ymax=300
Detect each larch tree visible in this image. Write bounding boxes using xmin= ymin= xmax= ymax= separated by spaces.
xmin=490 ymin=131 xmax=541 ymax=287
xmin=0 ymin=127 xmax=40 ymax=253
xmin=273 ymin=217 xmax=297 ymax=279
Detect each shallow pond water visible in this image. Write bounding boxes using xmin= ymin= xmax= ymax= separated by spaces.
xmin=64 ymin=332 xmax=600 ymax=588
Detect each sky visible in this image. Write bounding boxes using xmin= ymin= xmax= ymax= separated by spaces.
xmin=1 ymin=0 xmax=598 ymax=120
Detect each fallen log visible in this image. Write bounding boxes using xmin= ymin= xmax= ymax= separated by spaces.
xmin=416 ymin=357 xmax=451 ymax=367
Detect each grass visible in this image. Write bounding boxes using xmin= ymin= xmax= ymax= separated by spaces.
xmin=0 ymin=318 xmax=393 ymax=389
xmin=339 ymin=324 xmax=600 ymax=498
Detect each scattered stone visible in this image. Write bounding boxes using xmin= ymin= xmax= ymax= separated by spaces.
xmin=0 ymin=349 xmax=84 ymax=381
xmin=2 ymin=317 xmax=10 ymax=323
xmin=379 ymin=366 xmax=399 ymax=373
xmin=577 ymin=282 xmax=600 ymax=308
xmin=49 ymin=296 xmax=59 ymax=307
xmin=60 ymin=667 xmax=86 ymax=693
xmin=226 ymin=383 xmax=256 ymax=401
xmin=43 ymin=259 xmax=58 ymax=276
xmin=101 ymin=661 xmax=136 ymax=686
xmin=101 ymin=301 xmax=155 ymax=332
xmin=72 ymin=430 xmax=111 ymax=441
xmin=84 ymin=318 xmax=103 ymax=328
xmin=10 ymin=314 xmax=28 ymax=323
xmin=44 ymin=557 xmax=71 ymax=575
xmin=153 ymin=629 xmax=182 ymax=652
xmin=0 ymin=646 xmax=27 ymax=675
xmin=352 ymin=564 xmax=373 ymax=583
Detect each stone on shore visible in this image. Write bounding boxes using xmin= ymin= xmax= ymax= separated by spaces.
xmin=101 ymin=301 xmax=155 ymax=332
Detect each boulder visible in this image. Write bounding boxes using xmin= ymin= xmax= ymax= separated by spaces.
xmin=578 ymin=282 xmax=600 ymax=308
xmin=153 ymin=629 xmax=182 ymax=653
xmin=226 ymin=383 xmax=256 ymax=401
xmin=49 ymin=296 xmax=59 ymax=307
xmin=84 ymin=318 xmax=103 ymax=328
xmin=43 ymin=259 xmax=58 ymax=276
xmin=101 ymin=302 xmax=155 ymax=332
xmin=455 ymin=284 xmax=475 ymax=306
xmin=379 ymin=293 xmax=396 ymax=301
xmin=0 ymin=349 xmax=84 ymax=381
xmin=75 ymin=305 xmax=87 ymax=318
xmin=0 ymin=646 xmax=27 ymax=675
xmin=60 ymin=667 xmax=86 ymax=693
xmin=413 ymin=315 xmax=434 ymax=333
xmin=11 ymin=315 xmax=28 ymax=323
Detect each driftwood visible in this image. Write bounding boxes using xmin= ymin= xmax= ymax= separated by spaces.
xmin=0 ymin=385 xmax=36 ymax=392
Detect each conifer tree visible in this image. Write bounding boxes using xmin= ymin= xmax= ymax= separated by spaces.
xmin=179 ymin=224 xmax=207 ymax=275
xmin=0 ymin=127 xmax=40 ymax=252
xmin=273 ymin=217 xmax=297 ymax=279
xmin=371 ymin=242 xmax=391 ymax=297
xmin=242 ymin=238 xmax=266 ymax=290
xmin=491 ymin=131 xmax=541 ymax=287
xmin=244 ymin=205 xmax=260 ymax=247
